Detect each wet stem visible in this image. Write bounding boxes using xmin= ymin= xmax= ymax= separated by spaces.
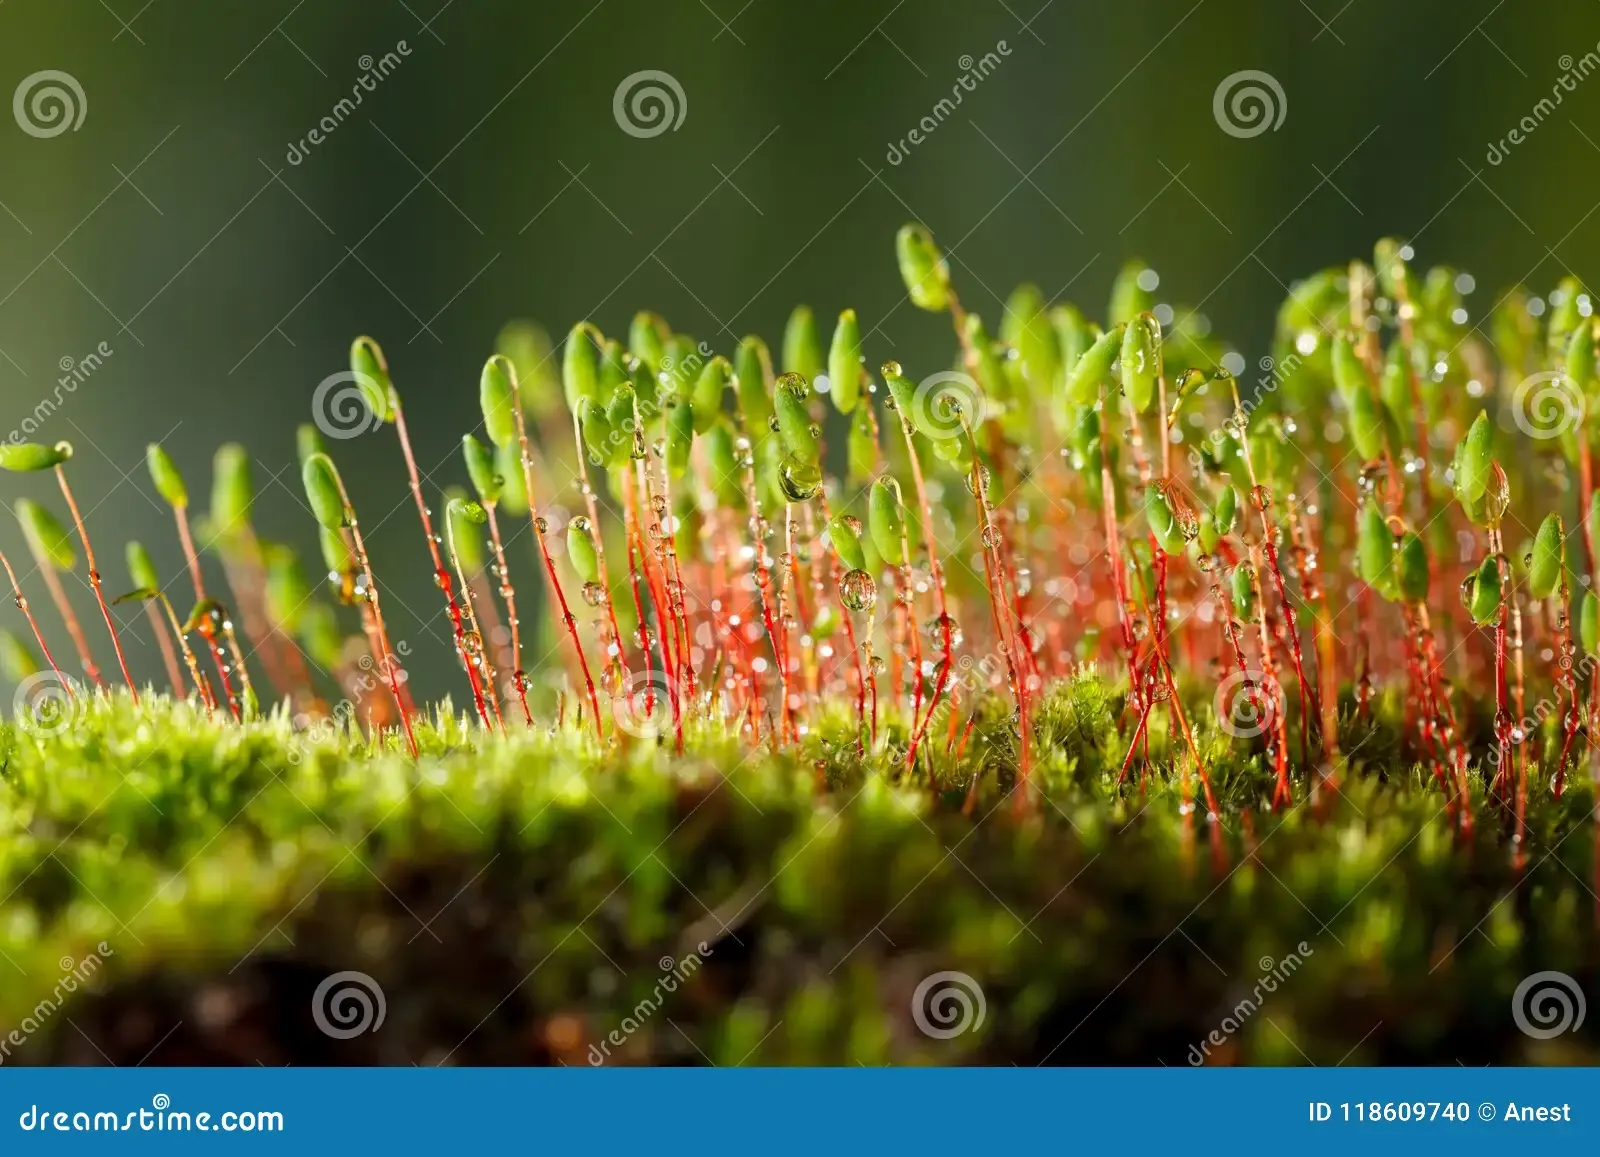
xmin=55 ymin=466 xmax=137 ymax=701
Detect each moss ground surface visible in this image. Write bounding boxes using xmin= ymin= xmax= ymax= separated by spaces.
xmin=1 ymin=677 xmax=1597 ymax=1066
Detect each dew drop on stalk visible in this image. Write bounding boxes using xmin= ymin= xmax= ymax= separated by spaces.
xmin=982 ymin=524 xmax=1002 ymax=549
xmin=1458 ymin=573 xmax=1477 ymax=610
xmin=965 ymin=464 xmax=992 ymax=495
xmin=581 ymin=581 xmax=606 ymax=607
xmin=534 ymin=516 xmax=549 ymax=533
xmin=839 ymin=568 xmax=877 ymax=613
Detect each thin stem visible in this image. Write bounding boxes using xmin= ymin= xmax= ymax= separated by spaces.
xmin=330 ymin=476 xmax=416 ymax=757
xmin=0 ymin=550 xmax=72 ymax=695
xmin=55 ymin=467 xmax=137 ymax=700
xmin=482 ymin=502 xmax=533 ymax=725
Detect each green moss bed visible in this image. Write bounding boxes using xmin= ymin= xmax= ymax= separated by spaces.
xmin=0 ymin=678 xmax=1596 ymax=1067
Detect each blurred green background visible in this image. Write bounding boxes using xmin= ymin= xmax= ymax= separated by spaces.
xmin=0 ymin=0 xmax=1596 ymax=700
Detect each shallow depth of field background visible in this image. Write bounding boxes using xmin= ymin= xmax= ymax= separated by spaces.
xmin=0 ymin=0 xmax=1596 ymax=699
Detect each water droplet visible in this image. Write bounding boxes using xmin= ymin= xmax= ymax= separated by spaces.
xmin=839 ymin=568 xmax=877 ymax=613
xmin=581 ymin=581 xmax=606 ymax=607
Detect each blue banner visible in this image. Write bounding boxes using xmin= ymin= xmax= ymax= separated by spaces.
xmin=1 ymin=1069 xmax=1594 ymax=1152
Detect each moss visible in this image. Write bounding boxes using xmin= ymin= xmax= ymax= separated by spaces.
xmin=0 ymin=683 xmax=1594 ymax=1066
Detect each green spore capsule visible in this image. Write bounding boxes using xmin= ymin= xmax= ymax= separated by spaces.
xmin=211 ymin=443 xmax=253 ymax=538
xmin=581 ymin=399 xmax=615 ymax=467
xmin=262 ymin=544 xmax=310 ymax=630
xmin=462 ymin=433 xmax=502 ymax=505
xmin=1357 ymin=502 xmax=1397 ymax=600
xmin=495 ymin=320 xmax=559 ymax=419
xmin=1397 ymin=532 xmax=1430 ymax=604
xmin=1582 ymin=591 xmax=1600 ymax=655
xmin=734 ymin=336 xmax=775 ymax=433
xmin=1231 ymin=562 xmax=1257 ymax=621
xmin=445 ymin=492 xmax=488 ymax=572
xmin=629 ymin=310 xmax=669 ymax=374
xmin=1464 ymin=555 xmax=1503 ymax=626
xmin=1330 ymin=332 xmax=1372 ymax=407
xmin=665 ymin=398 xmax=694 ymax=479
xmin=1108 ymin=260 xmax=1155 ymax=327
xmin=895 ymin=223 xmax=951 ymax=312
xmin=563 ymin=323 xmax=600 ymax=412
xmin=773 ymin=373 xmax=820 ymax=467
xmin=1120 ymin=313 xmax=1160 ymax=415
xmin=1527 ymin=513 xmax=1565 ymax=601
xmin=480 ymin=355 xmax=519 ymax=449
xmin=125 ymin=540 xmax=161 ymax=592
xmin=691 ymin=357 xmax=732 ymax=433
xmin=302 ymin=453 xmax=346 ymax=531
xmin=145 ymin=443 xmax=188 ymax=508
xmin=827 ymin=513 xmax=867 ymax=573
xmin=567 ymin=515 xmax=602 ymax=586
xmin=296 ymin=423 xmax=326 ymax=467
xmin=16 ymin=499 xmax=74 ymax=570
xmin=869 ymin=477 xmax=908 ymax=565
xmin=783 ymin=305 xmax=825 ymax=385
xmin=847 ymin=399 xmax=880 ymax=484
xmin=1347 ymin=385 xmax=1387 ymax=462
xmin=0 ymin=441 xmax=70 ymax=472
xmin=1064 ymin=325 xmax=1124 ymax=408
xmin=828 ymin=308 xmax=863 ymax=414
xmin=0 ymin=628 xmax=40 ymax=682
xmin=496 ymin=439 xmax=529 ymax=516
xmin=349 ymin=336 xmax=393 ymax=423
xmin=1452 ymin=411 xmax=1494 ymax=507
